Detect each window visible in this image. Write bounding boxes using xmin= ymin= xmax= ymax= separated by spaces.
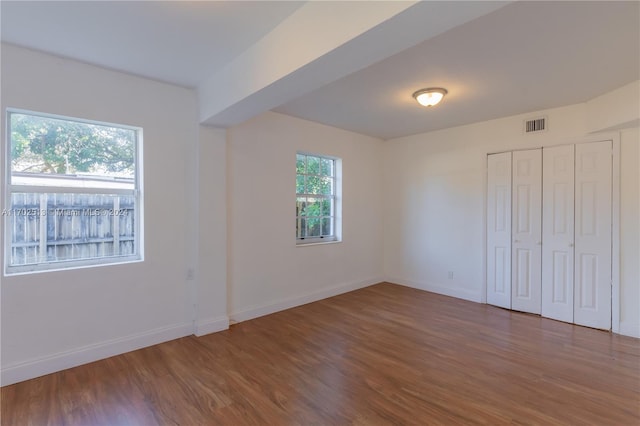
xmin=4 ymin=110 xmax=142 ymax=274
xmin=296 ymin=152 xmax=339 ymax=244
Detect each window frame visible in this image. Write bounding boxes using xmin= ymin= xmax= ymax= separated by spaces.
xmin=4 ymin=108 xmax=144 ymax=275
xmin=296 ymin=151 xmax=341 ymax=245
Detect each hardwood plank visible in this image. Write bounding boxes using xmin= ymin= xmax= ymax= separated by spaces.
xmin=2 ymin=283 xmax=639 ymax=425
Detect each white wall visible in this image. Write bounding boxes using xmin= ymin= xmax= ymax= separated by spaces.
xmin=383 ymin=82 xmax=640 ymax=337
xmin=586 ymin=80 xmax=640 ymax=132
xmin=195 ymin=125 xmax=229 ymax=336
xmin=227 ymin=112 xmax=384 ymax=321
xmin=619 ymin=127 xmax=640 ymax=337
xmin=0 ymin=44 xmax=200 ymax=385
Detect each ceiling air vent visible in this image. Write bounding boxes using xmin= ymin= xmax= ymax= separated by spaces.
xmin=524 ymin=117 xmax=547 ymax=134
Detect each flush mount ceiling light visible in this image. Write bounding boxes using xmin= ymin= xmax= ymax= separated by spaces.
xmin=413 ymin=88 xmax=448 ymax=107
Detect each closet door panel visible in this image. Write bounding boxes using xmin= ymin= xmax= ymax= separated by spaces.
xmin=542 ymin=145 xmax=575 ymax=323
xmin=511 ymin=149 xmax=542 ymax=314
xmin=487 ymin=152 xmax=512 ymax=309
xmin=574 ymin=141 xmax=611 ymax=330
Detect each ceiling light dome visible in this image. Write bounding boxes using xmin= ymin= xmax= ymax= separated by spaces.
xmin=413 ymin=88 xmax=448 ymax=107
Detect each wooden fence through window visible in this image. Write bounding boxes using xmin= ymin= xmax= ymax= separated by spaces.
xmin=8 ymin=193 xmax=135 ymax=265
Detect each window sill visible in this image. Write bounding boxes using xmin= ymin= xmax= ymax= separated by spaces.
xmin=5 ymin=256 xmax=143 ymax=276
xmin=296 ymin=240 xmax=341 ymax=247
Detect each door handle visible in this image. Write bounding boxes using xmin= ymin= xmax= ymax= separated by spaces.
xmin=569 ymin=243 xmax=574 ymax=247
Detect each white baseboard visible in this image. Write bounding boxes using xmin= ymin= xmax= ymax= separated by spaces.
xmin=230 ymin=277 xmax=382 ymax=323
xmin=1 ymin=322 xmax=192 ymax=387
xmin=194 ymin=316 xmax=229 ymax=337
xmin=618 ymin=320 xmax=640 ymax=338
xmin=386 ymin=277 xmax=482 ymax=303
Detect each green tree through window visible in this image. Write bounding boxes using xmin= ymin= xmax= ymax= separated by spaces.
xmin=296 ymin=153 xmax=336 ymax=242
xmin=10 ymin=113 xmax=135 ymax=177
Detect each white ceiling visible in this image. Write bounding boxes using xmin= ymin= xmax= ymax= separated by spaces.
xmin=1 ymin=1 xmax=639 ymax=140
xmin=275 ymin=1 xmax=640 ymax=138
xmin=0 ymin=1 xmax=303 ymax=88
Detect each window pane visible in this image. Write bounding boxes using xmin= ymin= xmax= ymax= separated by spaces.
xmin=301 ymin=197 xmax=321 ymax=217
xmin=10 ymin=112 xmax=135 ymax=184
xmin=321 ymin=199 xmax=332 ymax=216
xmin=321 ymin=158 xmax=333 ymax=176
xmin=307 ymin=217 xmax=321 ymax=237
xmin=296 ymin=175 xmax=305 ymax=194
xmin=296 ymin=217 xmax=306 ymax=238
xmin=307 ymin=155 xmax=320 ymax=175
xmin=6 ymin=192 xmax=136 ymax=266
xmin=319 ymin=177 xmax=333 ymax=195
xmin=305 ymin=176 xmax=333 ymax=195
xmin=296 ymin=154 xmax=306 ymax=174
xmin=296 ymin=197 xmax=306 ymax=216
xmin=305 ymin=176 xmax=320 ymax=195
xmin=321 ymin=217 xmax=333 ymax=236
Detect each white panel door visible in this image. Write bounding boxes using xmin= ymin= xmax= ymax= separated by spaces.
xmin=487 ymin=152 xmax=512 ymax=309
xmin=542 ymin=145 xmax=575 ymax=323
xmin=574 ymin=141 xmax=612 ymax=330
xmin=511 ymin=149 xmax=542 ymax=314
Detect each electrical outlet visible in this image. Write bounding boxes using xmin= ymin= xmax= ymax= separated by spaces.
xmin=186 ymin=268 xmax=195 ymax=280
xmin=448 ymin=271 xmax=454 ymax=280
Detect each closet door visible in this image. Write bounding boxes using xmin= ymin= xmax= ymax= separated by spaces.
xmin=511 ymin=149 xmax=542 ymax=314
xmin=487 ymin=152 xmax=512 ymax=309
xmin=541 ymin=145 xmax=575 ymax=323
xmin=574 ymin=141 xmax=612 ymax=330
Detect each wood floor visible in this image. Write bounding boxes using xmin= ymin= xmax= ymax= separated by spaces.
xmin=2 ymin=283 xmax=639 ymax=425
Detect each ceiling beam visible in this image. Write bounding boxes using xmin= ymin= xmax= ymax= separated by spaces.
xmin=198 ymin=1 xmax=509 ymax=127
